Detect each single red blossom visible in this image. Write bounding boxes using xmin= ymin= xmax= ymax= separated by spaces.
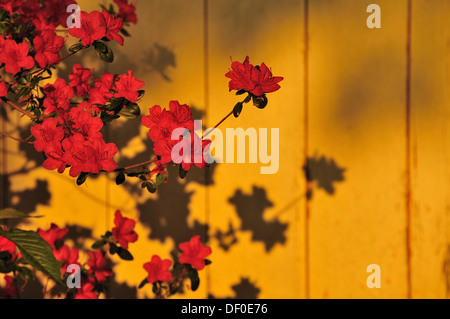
xmin=53 ymin=244 xmax=79 ymax=273
xmin=74 ymin=279 xmax=98 ymax=299
xmin=69 ymin=109 xmax=103 ymax=139
xmin=0 ymin=275 xmax=22 ymax=298
xmin=114 ymin=70 xmax=145 ymax=103
xmin=30 ymin=117 xmax=65 ymax=152
xmin=152 ymin=138 xmax=177 ymax=165
xmin=0 ymin=81 xmax=7 ymax=97
xmin=143 ymin=255 xmax=172 ymax=284
xmin=175 ymin=132 xmax=211 ymax=172
xmin=33 ymin=30 xmax=65 ymax=68
xmin=225 ymin=56 xmax=283 ymax=97
xmin=69 ymin=64 xmax=92 ymax=96
xmin=89 ymin=73 xmax=114 ymax=105
xmin=114 ymin=0 xmax=137 ymax=24
xmin=87 ymin=250 xmax=113 ymax=284
xmin=37 ymin=223 xmax=69 ymax=249
xmin=178 ymin=235 xmax=212 ymax=270
xmin=42 ymin=140 xmax=67 ymax=174
xmin=102 ymin=9 xmax=124 ymax=46
xmin=169 ymin=100 xmax=195 ymax=131
xmin=68 ymin=10 xmax=106 ymax=47
xmin=62 ymin=133 xmax=118 ymax=177
xmin=0 ymin=39 xmax=35 ymax=75
xmin=31 ymin=12 xmax=56 ymax=33
xmin=43 ymin=79 xmax=74 ymax=114
xmin=112 ymin=210 xmax=138 ymax=249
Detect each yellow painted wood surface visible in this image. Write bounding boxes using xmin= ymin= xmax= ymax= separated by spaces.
xmin=1 ymin=0 xmax=449 ymax=299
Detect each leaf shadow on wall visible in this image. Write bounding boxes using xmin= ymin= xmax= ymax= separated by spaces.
xmin=226 ymin=186 xmax=288 ymax=252
xmin=303 ymin=153 xmax=345 ymax=200
xmin=208 ymin=277 xmax=260 ymax=299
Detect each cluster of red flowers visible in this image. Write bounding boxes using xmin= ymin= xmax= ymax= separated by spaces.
xmin=225 ymin=56 xmax=284 ymax=97
xmin=141 ymin=101 xmax=211 ymax=176
xmin=143 ymin=235 xmax=212 ymax=287
xmin=30 ymin=67 xmax=145 ymax=178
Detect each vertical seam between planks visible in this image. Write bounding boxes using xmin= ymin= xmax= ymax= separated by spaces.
xmin=303 ymin=0 xmax=310 ymax=300
xmin=405 ymin=0 xmax=413 ymax=300
xmin=203 ymin=0 xmax=211 ymax=298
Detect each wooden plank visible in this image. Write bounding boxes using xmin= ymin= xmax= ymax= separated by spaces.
xmin=207 ymin=0 xmax=306 ymax=298
xmin=308 ymin=0 xmax=409 ymax=298
xmin=410 ymin=0 xmax=450 ymax=299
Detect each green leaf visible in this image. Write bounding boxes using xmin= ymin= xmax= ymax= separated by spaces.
xmin=236 ymin=89 xmax=247 ymax=95
xmin=117 ymin=247 xmax=133 ymax=261
xmin=188 ymin=269 xmax=200 ymax=292
xmin=68 ymin=42 xmax=84 ymax=53
xmin=146 ymin=183 xmax=156 ymax=194
xmin=252 ymin=94 xmax=268 ymax=109
xmin=0 ymin=229 xmax=64 ymax=285
xmin=109 ymin=243 xmax=118 ymax=255
xmin=233 ymin=102 xmax=243 ymax=118
xmin=92 ymin=239 xmax=106 ymax=250
xmin=152 ymin=282 xmax=159 ymax=294
xmin=205 ymin=259 xmax=212 ymax=266
xmin=94 ymin=41 xmax=114 ymax=63
xmin=0 ymin=208 xmax=43 ymax=219
xmin=76 ymin=172 xmax=88 ymax=186
xmin=138 ymin=278 xmax=148 ymax=289
xmin=115 ymin=172 xmax=125 ymax=185
xmin=155 ymin=174 xmax=166 ymax=186
xmin=119 ymin=103 xmax=140 ymax=118
xmin=179 ymin=165 xmax=188 ymax=179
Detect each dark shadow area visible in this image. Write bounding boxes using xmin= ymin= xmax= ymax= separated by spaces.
xmin=228 ymin=186 xmax=287 ymax=252
xmin=208 ymin=277 xmax=260 ymax=299
xmin=138 ymin=164 xmax=209 ymax=247
xmin=214 ymin=222 xmax=238 ymax=252
xmin=141 ymin=43 xmax=176 ymax=82
xmin=303 ymin=154 xmax=345 ymax=200
xmin=65 ymin=224 xmax=94 ymax=250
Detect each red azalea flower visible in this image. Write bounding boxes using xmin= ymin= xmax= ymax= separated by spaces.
xmin=175 ymin=132 xmax=211 ymax=172
xmin=0 ymin=81 xmax=7 ymax=97
xmin=53 ymin=245 xmax=79 ymax=273
xmin=69 ymin=64 xmax=92 ymax=96
xmin=169 ymin=100 xmax=195 ymax=131
xmin=114 ymin=70 xmax=145 ymax=103
xmin=225 ymin=56 xmax=283 ymax=97
xmin=68 ymin=11 xmax=106 ymax=47
xmin=102 ymin=8 xmax=124 ymax=46
xmin=114 ymin=0 xmax=137 ymax=24
xmin=43 ymin=78 xmax=74 ymax=114
xmin=0 ymin=39 xmax=35 ymax=75
xmin=87 ymin=250 xmax=113 ymax=284
xmin=69 ymin=109 xmax=103 ymax=139
xmin=33 ymin=30 xmax=64 ymax=68
xmin=0 ymin=0 xmax=22 ymax=15
xmin=111 ymin=210 xmax=138 ymax=249
xmin=149 ymin=160 xmax=168 ymax=178
xmin=43 ymin=0 xmax=78 ymax=28
xmin=178 ymin=235 xmax=211 ymax=270
xmin=62 ymin=133 xmax=118 ymax=177
xmin=31 ymin=12 xmax=56 ymax=33
xmin=42 ymin=140 xmax=67 ymax=174
xmin=89 ymin=73 xmax=114 ymax=105
xmin=37 ymin=224 xmax=69 ymax=249
xmin=74 ymin=279 xmax=98 ymax=299
xmin=143 ymin=255 xmax=172 ymax=283
xmin=30 ymin=117 xmax=65 ymax=152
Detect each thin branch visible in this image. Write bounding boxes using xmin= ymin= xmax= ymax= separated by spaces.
xmin=0 ymin=130 xmax=34 ymax=144
xmin=5 ymin=100 xmax=36 ymax=119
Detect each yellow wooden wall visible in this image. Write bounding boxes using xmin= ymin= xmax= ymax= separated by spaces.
xmin=1 ymin=0 xmax=450 ymax=299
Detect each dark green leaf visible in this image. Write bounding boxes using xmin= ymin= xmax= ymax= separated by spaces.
xmin=155 ymin=174 xmax=166 ymax=186
xmin=92 ymin=239 xmax=106 ymax=250
xmin=109 ymin=243 xmax=118 ymax=255
xmin=233 ymin=102 xmax=243 ymax=118
xmin=120 ymin=28 xmax=131 ymax=37
xmin=117 ymin=247 xmax=133 ymax=261
xmin=0 ymin=208 xmax=43 ymax=219
xmin=252 ymin=94 xmax=268 ymax=109
xmin=119 ymin=103 xmax=140 ymax=118
xmin=138 ymin=278 xmax=148 ymax=289
xmin=76 ymin=172 xmax=88 ymax=186
xmin=68 ymin=42 xmax=84 ymax=53
xmin=0 ymin=229 xmax=64 ymax=285
xmin=236 ymin=89 xmax=247 ymax=95
xmin=95 ymin=42 xmax=114 ymax=63
xmin=188 ymin=269 xmax=200 ymax=292
xmin=152 ymin=282 xmax=159 ymax=294
xmin=115 ymin=172 xmax=125 ymax=185
xmin=243 ymin=94 xmax=252 ymax=104
xmin=179 ymin=165 xmax=188 ymax=179
xmin=205 ymin=259 xmax=212 ymax=266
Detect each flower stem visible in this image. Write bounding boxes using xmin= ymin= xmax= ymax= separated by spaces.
xmin=0 ymin=130 xmax=34 ymax=144
xmin=202 ymin=109 xmax=233 ymax=140
xmin=5 ymin=100 xmax=36 ymax=119
xmin=119 ymin=158 xmax=157 ymax=172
